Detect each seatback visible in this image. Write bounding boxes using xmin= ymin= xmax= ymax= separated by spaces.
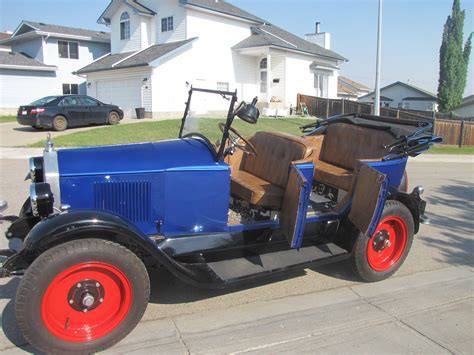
xmin=241 ymin=132 xmax=313 ymax=188
xmin=320 ymin=123 xmax=395 ymax=170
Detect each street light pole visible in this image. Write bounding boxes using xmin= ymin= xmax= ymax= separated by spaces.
xmin=374 ymin=0 xmax=383 ymax=116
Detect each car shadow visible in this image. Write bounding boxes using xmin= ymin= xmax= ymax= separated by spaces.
xmin=0 ymin=277 xmax=40 ymax=353
xmin=12 ymin=127 xmax=48 ymax=133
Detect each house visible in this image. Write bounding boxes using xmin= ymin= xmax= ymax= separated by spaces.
xmin=76 ymin=0 xmax=347 ymax=118
xmin=452 ymin=95 xmax=474 ymax=118
xmin=0 ymin=21 xmax=110 ymax=114
xmin=337 ymin=76 xmax=371 ymax=101
xmin=0 ymin=32 xmax=12 ymax=52
xmin=358 ymin=81 xmax=437 ymax=111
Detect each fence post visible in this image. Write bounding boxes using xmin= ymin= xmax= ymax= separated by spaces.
xmin=458 ymin=120 xmax=465 ymax=148
xmin=432 ymin=110 xmax=437 ymax=134
xmin=326 ymin=98 xmax=330 ymax=118
xmin=341 ymin=99 xmax=345 ymax=114
xmin=396 ymin=109 xmax=400 ymax=118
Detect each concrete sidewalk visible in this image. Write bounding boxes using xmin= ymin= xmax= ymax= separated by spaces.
xmin=100 ymin=266 xmax=472 ymax=354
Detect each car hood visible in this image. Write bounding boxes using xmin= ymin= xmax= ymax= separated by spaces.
xmin=57 ymin=139 xmax=225 ymax=177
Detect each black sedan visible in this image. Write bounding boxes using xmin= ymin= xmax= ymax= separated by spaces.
xmin=17 ymin=95 xmax=124 ymax=131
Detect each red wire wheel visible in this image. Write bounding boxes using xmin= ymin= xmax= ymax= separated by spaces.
xmin=41 ymin=262 xmax=132 ymax=342
xmin=367 ymin=216 xmax=408 ymax=272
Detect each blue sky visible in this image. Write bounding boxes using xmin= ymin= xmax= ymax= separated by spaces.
xmin=1 ymin=0 xmax=473 ymax=95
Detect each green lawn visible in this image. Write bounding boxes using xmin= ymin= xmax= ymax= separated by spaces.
xmin=429 ymin=145 xmax=474 ymax=155
xmin=29 ymin=118 xmax=312 ymax=147
xmin=0 ymin=115 xmax=16 ymax=123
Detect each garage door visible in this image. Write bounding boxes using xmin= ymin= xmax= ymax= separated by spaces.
xmin=96 ymin=78 xmax=142 ymax=118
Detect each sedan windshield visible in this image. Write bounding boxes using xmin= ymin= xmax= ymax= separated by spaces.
xmin=29 ymin=96 xmax=60 ymax=106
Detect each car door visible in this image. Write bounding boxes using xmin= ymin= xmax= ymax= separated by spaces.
xmin=59 ymin=97 xmax=87 ymax=127
xmin=79 ymin=96 xmax=105 ymax=124
xmin=349 ymin=164 xmax=388 ymax=237
xmin=280 ymin=163 xmax=313 ymax=249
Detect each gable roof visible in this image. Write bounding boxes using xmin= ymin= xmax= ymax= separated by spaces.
xmin=339 ymin=76 xmax=370 ymax=91
xmin=358 ymin=81 xmax=437 ymax=101
xmin=233 ymin=25 xmax=347 ymax=61
xmin=0 ymin=51 xmax=57 ymax=71
xmin=180 ymin=0 xmax=266 ymax=24
xmin=0 ymin=20 xmax=110 ymax=45
xmin=77 ymin=38 xmax=196 ymax=74
xmin=98 ymin=0 xmax=156 ymax=24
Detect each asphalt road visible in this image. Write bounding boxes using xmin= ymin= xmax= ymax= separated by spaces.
xmin=0 ymin=155 xmax=472 ymax=353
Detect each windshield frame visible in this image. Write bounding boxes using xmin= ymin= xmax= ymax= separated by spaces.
xmin=29 ymin=96 xmax=61 ymax=106
xmin=179 ymin=87 xmax=239 ymax=161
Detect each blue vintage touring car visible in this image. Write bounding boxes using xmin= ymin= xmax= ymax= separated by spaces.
xmin=0 ymin=88 xmax=441 ymax=353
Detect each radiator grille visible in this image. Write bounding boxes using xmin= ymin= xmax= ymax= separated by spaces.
xmin=94 ymin=181 xmax=151 ymax=222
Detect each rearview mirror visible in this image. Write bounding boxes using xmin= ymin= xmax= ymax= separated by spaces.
xmin=236 ymin=97 xmax=259 ymax=124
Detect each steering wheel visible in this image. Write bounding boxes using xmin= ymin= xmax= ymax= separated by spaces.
xmin=218 ymin=122 xmax=257 ymax=156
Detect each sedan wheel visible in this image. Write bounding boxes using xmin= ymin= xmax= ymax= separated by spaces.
xmin=52 ymin=115 xmax=68 ymax=131
xmin=108 ymin=112 xmax=120 ymax=125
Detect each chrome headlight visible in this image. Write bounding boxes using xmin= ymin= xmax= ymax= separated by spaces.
xmin=29 ymin=157 xmax=44 ymax=183
xmin=30 ymin=183 xmax=54 ymax=217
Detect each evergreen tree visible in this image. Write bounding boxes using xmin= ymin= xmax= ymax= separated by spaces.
xmin=437 ymin=0 xmax=472 ymax=112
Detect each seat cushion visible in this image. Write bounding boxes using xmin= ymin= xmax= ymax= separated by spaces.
xmin=314 ymin=160 xmax=354 ymax=191
xmin=231 ymin=170 xmax=285 ymax=209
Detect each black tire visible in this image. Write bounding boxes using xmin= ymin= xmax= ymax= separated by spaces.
xmin=108 ymin=111 xmax=120 ymax=125
xmin=15 ymin=239 xmax=150 ymax=354
xmin=351 ymin=200 xmax=414 ymax=282
xmin=52 ymin=115 xmax=68 ymax=131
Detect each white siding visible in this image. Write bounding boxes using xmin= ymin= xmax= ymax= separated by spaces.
xmin=0 ymin=69 xmax=57 ymax=108
xmin=110 ymin=3 xmax=142 ymax=54
xmin=233 ymin=53 xmax=259 ymax=102
xmin=270 ymin=49 xmax=286 ymax=103
xmin=10 ymin=38 xmax=44 ymax=62
xmin=140 ymin=0 xmax=187 ymax=44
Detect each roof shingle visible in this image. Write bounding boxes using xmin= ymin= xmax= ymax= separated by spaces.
xmin=0 ymin=51 xmax=57 ymax=70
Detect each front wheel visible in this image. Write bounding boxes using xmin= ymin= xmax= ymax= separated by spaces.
xmin=108 ymin=111 xmax=120 ymax=125
xmin=351 ymin=200 xmax=414 ymax=282
xmin=15 ymin=239 xmax=150 ymax=353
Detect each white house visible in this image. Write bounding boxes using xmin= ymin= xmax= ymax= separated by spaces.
xmin=337 ymin=76 xmax=371 ymax=101
xmin=452 ymin=95 xmax=474 ymax=118
xmin=358 ymin=81 xmax=438 ymax=111
xmin=0 ymin=21 xmax=110 ymax=114
xmin=77 ymin=0 xmax=347 ymax=118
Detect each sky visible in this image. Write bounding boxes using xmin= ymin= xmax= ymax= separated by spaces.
xmin=0 ymin=0 xmax=473 ymax=96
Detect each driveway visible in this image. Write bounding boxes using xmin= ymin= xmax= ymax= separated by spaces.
xmin=0 ymin=118 xmax=145 ymax=147
xmin=0 ymin=156 xmax=472 ymax=353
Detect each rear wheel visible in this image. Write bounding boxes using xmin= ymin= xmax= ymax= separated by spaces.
xmin=15 ymin=239 xmax=150 ymax=353
xmin=52 ymin=115 xmax=68 ymax=131
xmin=108 ymin=111 xmax=120 ymax=125
xmin=351 ymin=200 xmax=414 ymax=282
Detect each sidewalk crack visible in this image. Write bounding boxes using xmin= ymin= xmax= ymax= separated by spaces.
xmin=172 ymin=318 xmax=190 ymax=355
xmin=350 ymin=287 xmax=456 ymax=354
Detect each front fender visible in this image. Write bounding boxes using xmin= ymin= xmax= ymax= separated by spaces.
xmin=390 ymin=188 xmax=427 ymax=234
xmin=23 ymin=209 xmax=158 ymax=254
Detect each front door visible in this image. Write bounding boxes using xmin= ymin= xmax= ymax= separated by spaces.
xmin=59 ymin=96 xmax=88 ymax=127
xmin=280 ymin=164 xmax=312 ymax=249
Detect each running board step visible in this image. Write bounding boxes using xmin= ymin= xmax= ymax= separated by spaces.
xmin=207 ymin=243 xmax=348 ymax=282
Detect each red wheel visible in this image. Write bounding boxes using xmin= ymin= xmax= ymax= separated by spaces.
xmin=366 ymin=216 xmax=408 ymax=272
xmin=41 ymin=262 xmax=132 ymax=342
xmin=351 ymin=200 xmax=414 ymax=282
xmin=15 ymin=239 xmax=150 ymax=353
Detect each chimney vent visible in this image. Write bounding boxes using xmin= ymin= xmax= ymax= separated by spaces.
xmin=315 ymin=22 xmax=321 ymax=34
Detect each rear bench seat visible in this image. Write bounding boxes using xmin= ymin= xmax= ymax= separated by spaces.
xmin=305 ymin=123 xmax=396 ymax=191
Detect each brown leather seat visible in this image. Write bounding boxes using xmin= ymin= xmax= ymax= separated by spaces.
xmin=228 ymin=131 xmax=313 ymax=209
xmin=304 ymin=123 xmax=395 ymax=191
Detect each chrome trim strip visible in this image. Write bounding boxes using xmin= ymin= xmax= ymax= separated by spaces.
xmin=43 ymin=150 xmax=61 ymax=209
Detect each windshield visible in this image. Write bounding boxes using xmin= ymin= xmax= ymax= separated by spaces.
xmin=180 ymin=89 xmax=235 ymax=144
xmin=29 ymin=96 xmax=60 ymax=106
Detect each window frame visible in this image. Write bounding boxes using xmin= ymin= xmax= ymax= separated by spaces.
xmin=62 ymin=83 xmax=79 ymax=95
xmin=58 ymin=40 xmax=79 ymax=59
xmin=259 ymin=58 xmax=268 ymax=94
xmin=161 ymin=16 xmax=174 ymax=32
xmin=120 ymin=12 xmax=131 ymax=40
xmin=314 ymin=72 xmax=329 ymax=98
xmin=217 ymin=82 xmax=230 ymax=91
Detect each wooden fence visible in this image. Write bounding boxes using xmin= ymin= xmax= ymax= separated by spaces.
xmin=296 ymin=94 xmax=474 ymax=146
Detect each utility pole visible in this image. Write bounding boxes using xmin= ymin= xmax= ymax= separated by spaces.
xmin=374 ymin=0 xmax=383 ymax=116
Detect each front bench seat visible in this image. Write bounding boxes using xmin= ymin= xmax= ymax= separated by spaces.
xmin=305 ymin=123 xmax=396 ymax=191
xmin=227 ymin=131 xmax=313 ymax=209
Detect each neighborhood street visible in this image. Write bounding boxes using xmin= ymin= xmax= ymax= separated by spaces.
xmin=0 ymin=154 xmax=472 ymax=353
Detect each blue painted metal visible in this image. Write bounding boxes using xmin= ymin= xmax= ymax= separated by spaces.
xmin=367 ymin=176 xmax=389 ymax=237
xmin=58 ymin=138 xmax=230 ymax=236
xmin=365 ymin=157 xmax=407 ymax=189
xmin=290 ymin=162 xmax=313 ymax=249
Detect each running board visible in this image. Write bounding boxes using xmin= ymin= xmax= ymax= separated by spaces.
xmin=207 ymin=243 xmax=348 ymax=282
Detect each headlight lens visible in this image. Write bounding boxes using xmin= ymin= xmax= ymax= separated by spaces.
xmin=29 ymin=157 xmax=44 ymax=183
xmin=30 ymin=183 xmax=54 ymax=217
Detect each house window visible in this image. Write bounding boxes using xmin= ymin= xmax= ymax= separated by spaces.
xmin=62 ymin=83 xmax=79 ymax=95
xmin=161 ymin=16 xmax=174 ymax=32
xmin=314 ymin=73 xmax=329 ymax=98
xmin=58 ymin=41 xmax=79 ymax=59
xmin=120 ymin=12 xmax=131 ymax=40
xmin=260 ymin=58 xmax=267 ymax=94
xmin=217 ymin=82 xmax=229 ymax=91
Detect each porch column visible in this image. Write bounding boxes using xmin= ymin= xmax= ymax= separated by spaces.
xmin=266 ymin=48 xmax=272 ymax=103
